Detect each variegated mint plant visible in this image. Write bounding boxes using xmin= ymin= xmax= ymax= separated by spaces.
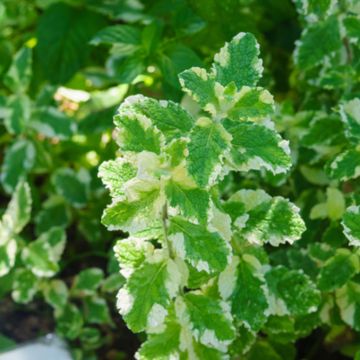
xmin=98 ymin=32 xmax=323 ymax=359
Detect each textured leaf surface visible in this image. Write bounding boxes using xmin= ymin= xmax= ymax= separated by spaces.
xmin=223 ymin=119 xmax=291 ymax=174
xmin=219 ymin=255 xmax=268 ymax=331
xmin=168 ymin=217 xmax=231 ymax=275
xmin=98 ymin=159 xmax=137 ymax=199
xmin=227 ymin=190 xmax=305 ymax=246
xmin=266 ymin=266 xmax=321 ymax=316
xmin=176 ymin=293 xmax=235 ymax=351
xmin=117 ymin=252 xmax=181 ymax=332
xmin=102 ymin=188 xmax=162 ymax=233
xmin=165 ymin=180 xmax=209 ymax=223
xmin=212 ymin=32 xmax=263 ymax=88
xmin=118 ymin=95 xmax=194 ymax=142
xmin=187 ymin=118 xmax=229 ymax=187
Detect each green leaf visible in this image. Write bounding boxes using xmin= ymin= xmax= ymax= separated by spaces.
xmin=224 ymin=119 xmax=291 ymax=174
xmin=91 ymin=25 xmax=141 ymax=55
xmin=137 ymin=311 xmax=182 ymax=360
xmin=98 ymin=158 xmax=137 ymax=199
xmin=43 ymin=279 xmax=69 ymax=311
xmin=22 ymin=227 xmax=66 ymax=277
xmin=227 ymin=87 xmax=274 ymax=121
xmin=35 ymin=197 xmax=70 ymax=235
xmin=342 ymin=206 xmax=360 ymax=246
xmin=295 ymin=15 xmax=342 ymax=70
xmin=165 ymin=180 xmax=209 ymax=223
xmin=160 ymin=44 xmax=202 ymax=90
xmin=187 ymin=118 xmax=229 ymax=187
xmin=117 ymin=251 xmax=181 ymax=333
xmin=227 ymin=190 xmax=305 ymax=246
xmin=118 ymin=95 xmax=194 ymax=142
xmin=84 ymin=297 xmax=112 ymax=324
xmin=52 ymin=168 xmax=90 ymax=208
xmin=336 ymin=281 xmax=360 ymax=331
xmin=265 ymin=266 xmax=321 ymax=316
xmin=1 ymin=181 xmax=32 ymax=234
xmin=317 ymin=249 xmax=359 ymax=291
xmin=3 ymin=47 xmax=32 ymax=93
xmin=4 ymin=95 xmax=31 ymax=135
xmin=72 ymin=268 xmax=104 ymax=296
xmin=101 ymin=273 xmax=125 ymax=293
xmin=168 ymin=216 xmax=231 ymax=275
xmin=344 ymin=16 xmax=360 ymax=43
xmin=102 ymin=188 xmax=162 ymax=233
xmin=0 ymin=239 xmax=17 ymax=278
xmin=219 ymin=255 xmax=269 ymax=331
xmin=114 ymin=237 xmax=154 ymax=275
xmin=114 ymin=113 xmax=163 ymax=154
xmin=36 ymin=3 xmax=107 ymax=83
xmin=327 ymin=149 xmax=360 ymax=181
xmin=30 ymin=107 xmax=76 ymax=140
xmin=12 ymin=268 xmax=38 ymax=304
xmin=212 ymin=32 xmax=263 ymax=89
xmin=176 ymin=293 xmax=235 ymax=352
xmin=339 ymin=98 xmax=360 ymax=144
xmin=1 ymin=139 xmax=35 ymax=194
xmin=294 ymin=0 xmax=337 ymax=21
xmin=179 ymin=67 xmax=218 ymax=112
xmin=56 ymin=303 xmax=84 ymax=340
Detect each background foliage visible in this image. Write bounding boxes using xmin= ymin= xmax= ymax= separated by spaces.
xmin=0 ymin=0 xmax=359 ymax=359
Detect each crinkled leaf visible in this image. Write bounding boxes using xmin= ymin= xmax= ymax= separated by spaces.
xmin=102 ymin=188 xmax=162 ymax=233
xmin=168 ymin=216 xmax=231 ymax=275
xmin=176 ymin=293 xmax=235 ymax=352
xmin=212 ymin=32 xmax=263 ymax=88
xmin=117 ymin=252 xmax=181 ymax=333
xmin=118 ymin=95 xmax=194 ymax=142
xmin=98 ymin=158 xmax=137 ymax=198
xmin=165 ymin=180 xmax=209 ymax=223
xmin=265 ymin=266 xmax=321 ymax=316
xmin=227 ymin=189 xmax=305 ymax=246
xmin=223 ymin=119 xmax=291 ymax=174
xmin=179 ymin=67 xmax=218 ymax=111
xmin=187 ymin=118 xmax=229 ymax=187
xmin=219 ymin=255 xmax=268 ymax=331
